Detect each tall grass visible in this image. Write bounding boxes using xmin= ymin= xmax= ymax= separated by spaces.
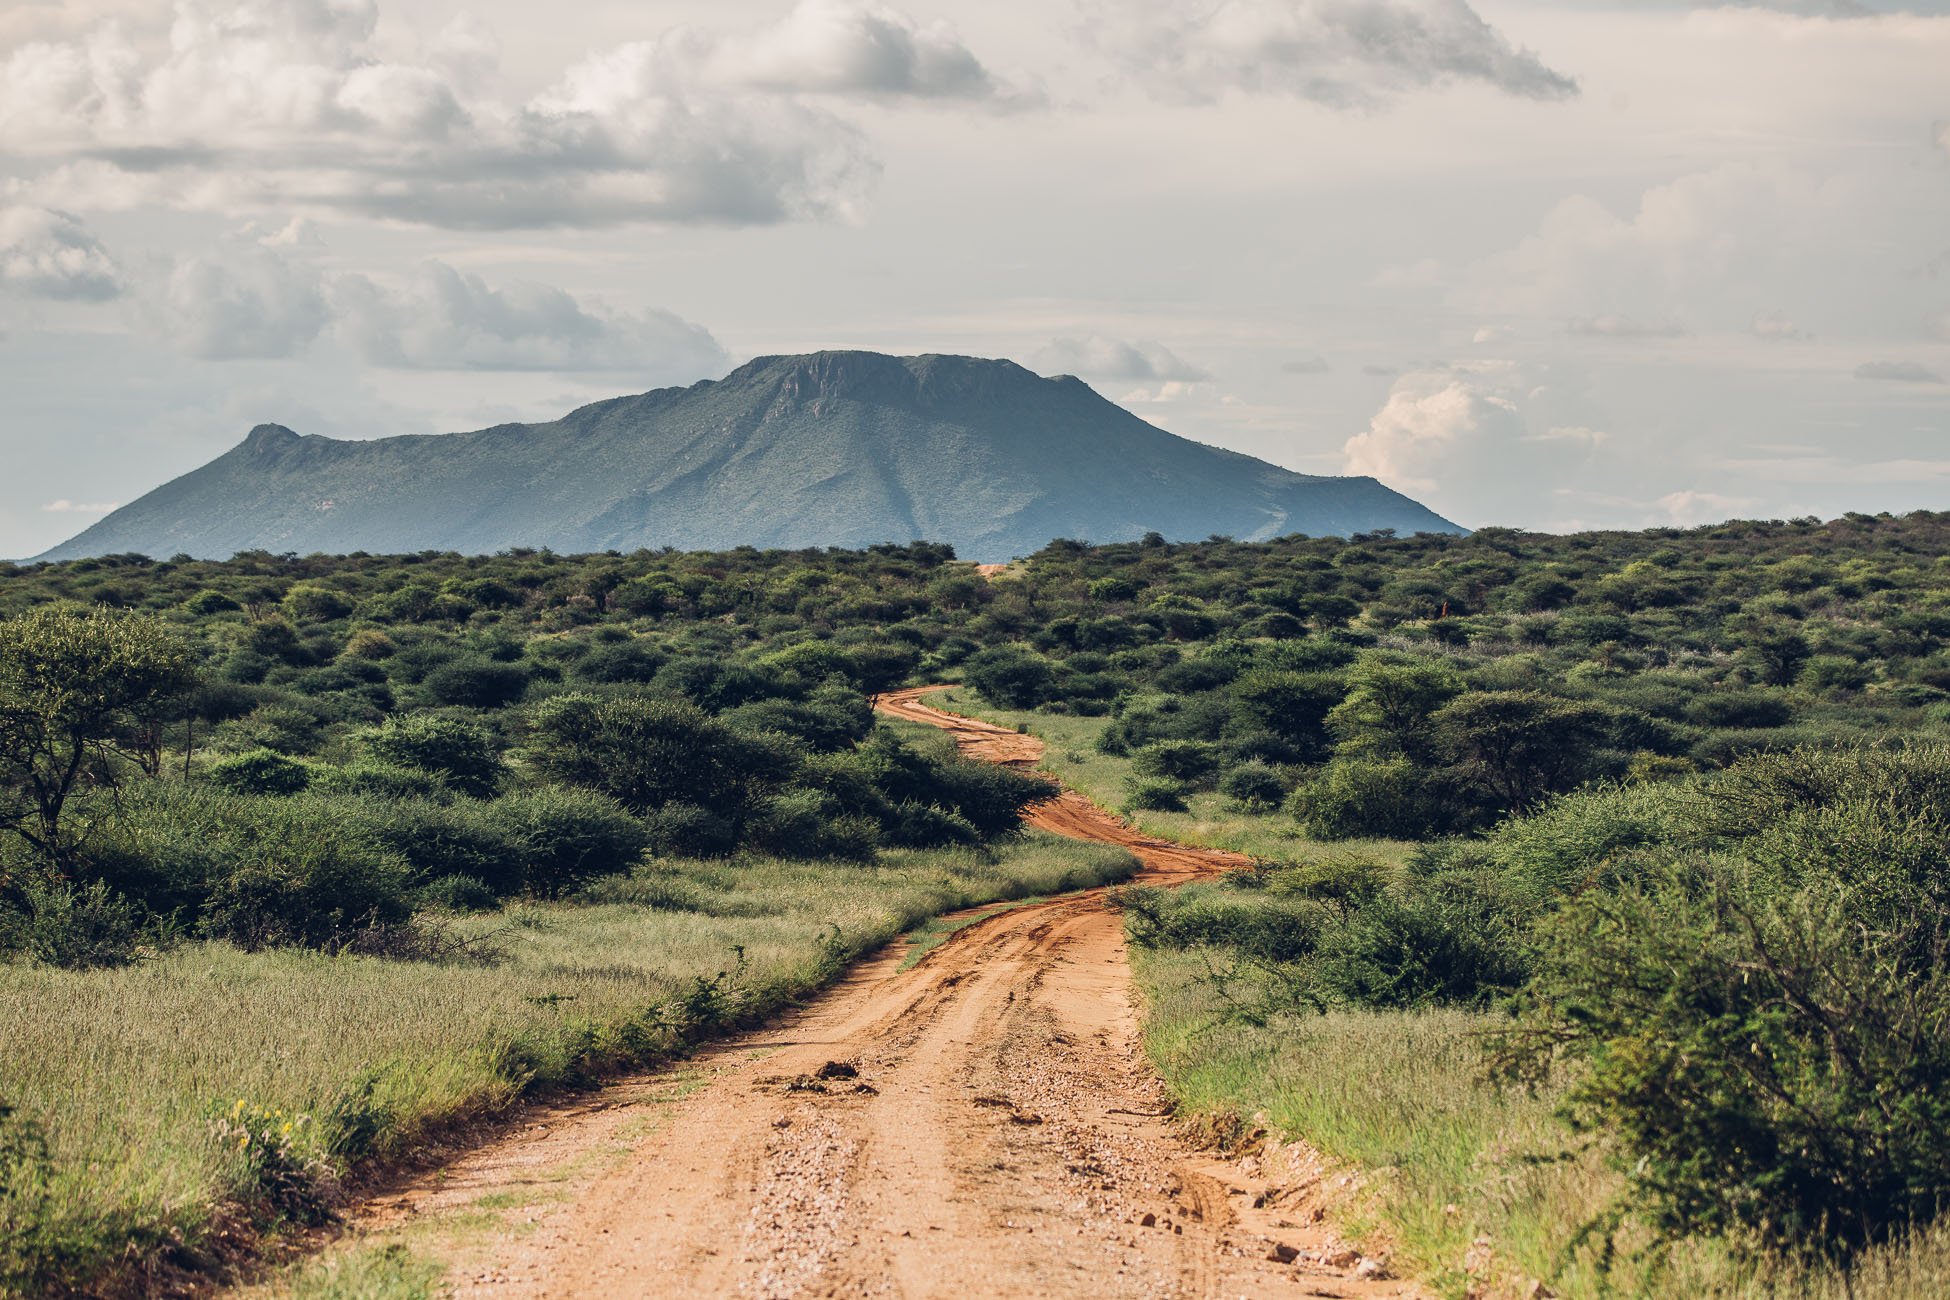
xmin=0 ymin=834 xmax=1132 ymax=1294
xmin=1131 ymin=947 xmax=1950 ymax=1299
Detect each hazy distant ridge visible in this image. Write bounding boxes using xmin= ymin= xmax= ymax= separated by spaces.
xmin=39 ymin=351 xmax=1462 ymax=562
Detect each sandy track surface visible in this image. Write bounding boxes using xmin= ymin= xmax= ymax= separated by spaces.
xmin=326 ymin=690 xmax=1415 ymax=1299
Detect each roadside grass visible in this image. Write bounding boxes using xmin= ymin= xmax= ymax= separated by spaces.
xmin=0 ymin=834 xmax=1133 ymax=1296
xmin=921 ymin=688 xmax=1413 ymax=868
xmin=1131 ymin=945 xmax=1950 ymax=1300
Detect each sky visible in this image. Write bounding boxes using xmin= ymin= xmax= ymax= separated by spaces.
xmin=0 ymin=0 xmax=1946 ymax=557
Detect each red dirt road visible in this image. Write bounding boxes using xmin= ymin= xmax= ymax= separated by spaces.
xmin=319 ymin=689 xmax=1413 ymax=1299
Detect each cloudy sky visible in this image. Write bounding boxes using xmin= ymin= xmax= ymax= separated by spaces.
xmin=1 ymin=0 xmax=1946 ymax=556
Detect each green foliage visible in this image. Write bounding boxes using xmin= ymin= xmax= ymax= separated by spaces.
xmin=206 ymin=747 xmax=313 ymax=796
xmin=527 ymin=693 xmax=792 ymax=819
xmin=1507 ymin=748 xmax=1950 ymax=1261
xmin=365 ymin=714 xmax=505 ymax=799
xmin=1124 ymin=777 xmax=1189 ymax=812
xmin=479 ymin=788 xmax=648 ymax=897
xmin=19 ymin=878 xmax=143 ymax=969
xmin=1129 ymin=739 xmax=1221 ymax=787
xmin=1288 ymin=756 xmax=1446 ymax=840
xmin=0 ymin=607 xmax=194 ymax=867
xmin=423 ymin=657 xmax=528 ymax=708
xmin=1217 ymin=760 xmax=1288 ymax=810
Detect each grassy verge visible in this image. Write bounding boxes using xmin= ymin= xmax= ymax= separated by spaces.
xmin=1130 ymin=939 xmax=1950 ymax=1299
xmin=0 ymin=834 xmax=1133 ymax=1295
xmin=920 ymin=688 xmax=1412 ymax=867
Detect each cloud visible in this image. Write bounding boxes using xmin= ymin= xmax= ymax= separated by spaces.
xmin=40 ymin=498 xmax=119 ymax=514
xmin=0 ymin=204 xmax=122 ymax=299
xmin=1031 ymin=335 xmax=1210 ymax=382
xmin=144 ymin=246 xmax=331 ymax=359
xmin=1458 ymin=162 xmax=1950 ymax=338
xmin=332 ymin=260 xmax=726 ymax=375
xmin=1657 ymin=490 xmax=1760 ymax=526
xmin=709 ymin=0 xmax=1024 ymax=103
xmin=1471 ymin=324 xmax=1514 ymax=344
xmin=1284 ymin=354 xmax=1333 ymax=374
xmin=1854 ymin=360 xmax=1945 ymax=383
xmin=1566 ymin=313 xmax=1687 ymax=339
xmin=1341 ymin=365 xmax=1608 ymax=526
xmin=0 ymin=0 xmax=886 ymax=230
xmin=1343 ymin=373 xmax=1525 ymax=494
xmin=1750 ymin=310 xmax=1808 ymax=340
xmin=1083 ymin=0 xmax=1577 ymax=109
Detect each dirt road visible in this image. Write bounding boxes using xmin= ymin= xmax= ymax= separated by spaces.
xmin=330 ymin=690 xmax=1412 ymax=1299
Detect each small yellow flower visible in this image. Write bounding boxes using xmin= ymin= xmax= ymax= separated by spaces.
xmin=238 ymin=1134 xmax=250 ymax=1148
xmin=280 ymin=1123 xmax=293 ymax=1136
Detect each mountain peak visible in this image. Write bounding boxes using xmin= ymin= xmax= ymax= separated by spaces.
xmin=242 ymin=423 xmax=302 ymax=450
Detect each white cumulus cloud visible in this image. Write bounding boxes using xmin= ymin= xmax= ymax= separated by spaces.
xmin=0 ymin=205 xmax=122 ymax=300
xmin=144 ymin=246 xmax=332 ymax=360
xmin=0 ymin=0 xmax=900 ymax=230
xmin=1342 ymin=365 xmax=1608 ymax=526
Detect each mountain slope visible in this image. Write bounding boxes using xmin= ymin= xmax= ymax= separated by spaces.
xmin=37 ymin=352 xmax=1463 ymax=562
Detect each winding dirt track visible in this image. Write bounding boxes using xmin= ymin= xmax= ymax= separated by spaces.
xmin=336 ymin=690 xmax=1413 ymax=1299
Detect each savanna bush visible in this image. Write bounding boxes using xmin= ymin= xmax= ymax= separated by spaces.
xmin=1507 ymin=747 xmax=1950 ymax=1260
xmin=205 ymin=747 xmax=312 ymax=796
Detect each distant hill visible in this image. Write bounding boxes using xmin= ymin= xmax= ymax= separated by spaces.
xmin=37 ymin=351 xmax=1462 ymax=563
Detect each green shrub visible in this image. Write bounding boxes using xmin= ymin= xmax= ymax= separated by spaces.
xmin=880 ymin=801 xmax=981 ymax=848
xmin=424 ymin=658 xmax=529 ymax=708
xmin=642 ymin=802 xmax=737 ymax=858
xmin=205 ymin=748 xmax=312 ymax=796
xmin=366 ymin=800 xmax=522 ymax=894
xmin=1218 ymin=760 xmax=1288 ymax=810
xmin=19 ymin=879 xmax=143 ymax=969
xmin=1123 ymin=883 xmax=1325 ymax=962
xmin=1686 ymin=689 xmax=1795 ymax=729
xmin=365 ymin=714 xmax=505 ymax=798
xmin=1305 ymin=870 xmax=1531 ymax=1010
xmin=1125 ymin=777 xmax=1189 ymax=812
xmin=416 ymin=874 xmax=498 ymax=912
xmin=308 ymin=759 xmax=446 ymax=802
xmin=1287 ymin=757 xmax=1443 ymax=840
xmin=1130 ymin=739 xmax=1221 ymax=788
xmin=745 ymin=790 xmax=879 ymax=861
xmin=1508 ymin=747 xmax=1950 ymax=1260
xmin=482 ymin=789 xmax=649 ymax=896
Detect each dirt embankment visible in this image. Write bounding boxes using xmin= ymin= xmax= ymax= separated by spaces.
xmin=312 ymin=689 xmax=1412 ymax=1298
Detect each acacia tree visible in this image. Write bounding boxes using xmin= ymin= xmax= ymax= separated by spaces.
xmin=0 ymin=607 xmax=195 ymax=871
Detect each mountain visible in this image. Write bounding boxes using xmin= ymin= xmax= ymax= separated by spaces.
xmin=36 ymin=352 xmax=1462 ymax=563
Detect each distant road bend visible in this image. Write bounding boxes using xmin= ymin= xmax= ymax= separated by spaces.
xmin=333 ymin=689 xmax=1414 ymax=1299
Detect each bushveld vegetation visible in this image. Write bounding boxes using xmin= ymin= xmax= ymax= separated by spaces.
xmin=2 ymin=512 xmax=1948 ymax=1294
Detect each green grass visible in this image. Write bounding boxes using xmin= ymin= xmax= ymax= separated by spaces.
xmin=0 ymin=834 xmax=1133 ymax=1296
xmin=922 ymin=687 xmax=1414 ymax=867
xmin=1130 ymin=945 xmax=1950 ymax=1300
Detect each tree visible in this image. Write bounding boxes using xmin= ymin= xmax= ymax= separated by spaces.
xmin=0 ymin=607 xmax=195 ymax=870
xmin=1433 ymin=690 xmax=1612 ymax=814
xmin=1326 ymin=655 xmax=1463 ymax=760
xmin=526 ymin=693 xmax=796 ymax=822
